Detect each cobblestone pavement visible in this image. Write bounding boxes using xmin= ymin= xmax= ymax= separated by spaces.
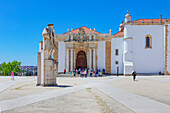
xmin=0 ymin=76 xmax=170 ymax=113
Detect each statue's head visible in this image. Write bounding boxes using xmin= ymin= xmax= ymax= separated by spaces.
xmin=48 ymin=24 xmax=54 ymax=30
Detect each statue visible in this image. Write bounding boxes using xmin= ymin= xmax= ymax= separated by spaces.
xmin=37 ymin=24 xmax=58 ymax=86
xmin=42 ymin=24 xmax=58 ymax=59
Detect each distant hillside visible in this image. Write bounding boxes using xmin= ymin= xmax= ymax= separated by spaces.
xmin=19 ymin=66 xmax=37 ymax=71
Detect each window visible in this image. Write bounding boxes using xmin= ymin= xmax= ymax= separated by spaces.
xmin=115 ymin=49 xmax=119 ymax=55
xmin=115 ymin=61 xmax=119 ymax=65
xmin=145 ymin=35 xmax=152 ymax=49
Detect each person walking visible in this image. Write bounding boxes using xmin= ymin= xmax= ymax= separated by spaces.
xmin=132 ymin=71 xmax=137 ymax=81
xmin=11 ymin=71 xmax=14 ymax=80
xmin=64 ymin=69 xmax=66 ymax=74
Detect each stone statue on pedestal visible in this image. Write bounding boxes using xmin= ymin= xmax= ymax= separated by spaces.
xmin=37 ymin=24 xmax=58 ymax=86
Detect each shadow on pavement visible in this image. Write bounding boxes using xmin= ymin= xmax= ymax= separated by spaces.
xmin=47 ymin=85 xmax=72 ymax=88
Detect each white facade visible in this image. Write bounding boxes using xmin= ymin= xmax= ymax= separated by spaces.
xmin=58 ymin=41 xmax=65 ymax=72
xmin=126 ymin=25 xmax=164 ymax=73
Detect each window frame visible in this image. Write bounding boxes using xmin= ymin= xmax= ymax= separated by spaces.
xmin=145 ymin=34 xmax=152 ymax=49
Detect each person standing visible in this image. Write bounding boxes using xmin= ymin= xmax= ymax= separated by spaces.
xmin=70 ymin=71 xmax=73 ymax=77
xmin=74 ymin=71 xmax=76 ymax=77
xmin=11 ymin=71 xmax=14 ymax=80
xmin=132 ymin=71 xmax=137 ymax=81
xmin=102 ymin=68 xmax=105 ymax=74
xmin=117 ymin=67 xmax=119 ymax=77
xmin=64 ymin=69 xmax=66 ymax=74
xmin=90 ymin=70 xmax=93 ymax=77
xmin=84 ymin=70 xmax=87 ymax=78
xmin=95 ymin=71 xmax=97 ymax=78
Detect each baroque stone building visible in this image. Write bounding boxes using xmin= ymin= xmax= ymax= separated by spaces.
xmin=38 ymin=10 xmax=170 ymax=78
xmin=55 ymin=26 xmax=112 ymax=74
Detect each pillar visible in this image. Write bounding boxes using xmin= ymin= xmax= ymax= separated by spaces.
xmin=66 ymin=49 xmax=69 ymax=72
xmin=74 ymin=50 xmax=76 ymax=69
xmin=89 ymin=49 xmax=92 ymax=70
xmin=93 ymin=49 xmax=96 ymax=70
xmin=71 ymin=49 xmax=73 ymax=71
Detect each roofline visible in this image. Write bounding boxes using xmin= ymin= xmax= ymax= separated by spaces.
xmin=63 ymin=26 xmax=101 ymax=34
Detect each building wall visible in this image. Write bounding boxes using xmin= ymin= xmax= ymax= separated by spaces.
xmin=111 ymin=37 xmax=124 ymax=74
xmin=127 ymin=25 xmax=164 ymax=73
xmin=97 ymin=41 xmax=105 ymax=70
xmin=58 ymin=41 xmax=65 ymax=72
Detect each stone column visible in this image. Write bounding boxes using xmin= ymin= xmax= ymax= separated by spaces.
xmin=93 ymin=49 xmax=96 ymax=70
xmin=89 ymin=49 xmax=92 ymax=70
xmin=71 ymin=49 xmax=73 ymax=71
xmin=74 ymin=50 xmax=76 ymax=70
xmin=66 ymin=49 xmax=69 ymax=72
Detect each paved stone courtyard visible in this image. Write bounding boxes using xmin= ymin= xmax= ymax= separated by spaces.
xmin=0 ymin=76 xmax=170 ymax=113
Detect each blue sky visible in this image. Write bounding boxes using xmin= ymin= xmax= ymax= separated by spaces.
xmin=0 ymin=0 xmax=169 ymax=66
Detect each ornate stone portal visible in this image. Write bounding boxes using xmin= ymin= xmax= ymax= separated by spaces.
xmin=37 ymin=24 xmax=58 ymax=86
xmin=65 ymin=27 xmax=98 ymax=72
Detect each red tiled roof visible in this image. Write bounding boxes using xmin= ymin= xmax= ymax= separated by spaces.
xmin=132 ymin=19 xmax=170 ymax=23
xmin=113 ymin=18 xmax=170 ymax=37
xmin=113 ymin=27 xmax=124 ymax=37
xmin=64 ymin=26 xmax=101 ymax=34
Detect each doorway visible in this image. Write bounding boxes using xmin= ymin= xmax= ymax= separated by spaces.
xmin=76 ymin=50 xmax=87 ymax=69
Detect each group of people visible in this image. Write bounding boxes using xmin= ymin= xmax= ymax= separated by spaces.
xmin=64 ymin=68 xmax=106 ymax=78
xmin=64 ymin=68 xmax=137 ymax=81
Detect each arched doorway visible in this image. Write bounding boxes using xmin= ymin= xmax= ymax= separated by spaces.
xmin=76 ymin=50 xmax=87 ymax=69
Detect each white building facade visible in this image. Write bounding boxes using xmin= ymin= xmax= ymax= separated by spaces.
xmin=40 ymin=11 xmax=170 ymax=75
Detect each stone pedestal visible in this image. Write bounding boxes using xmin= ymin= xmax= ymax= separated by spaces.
xmin=41 ymin=59 xmax=57 ymax=86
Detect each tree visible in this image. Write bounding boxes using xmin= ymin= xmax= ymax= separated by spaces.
xmin=1 ymin=62 xmax=7 ymax=75
xmin=11 ymin=60 xmax=22 ymax=75
xmin=0 ymin=61 xmax=22 ymax=76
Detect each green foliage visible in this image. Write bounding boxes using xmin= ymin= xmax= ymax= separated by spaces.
xmin=0 ymin=60 xmax=22 ymax=76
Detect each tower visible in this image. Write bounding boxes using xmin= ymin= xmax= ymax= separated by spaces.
xmin=125 ymin=10 xmax=131 ymax=23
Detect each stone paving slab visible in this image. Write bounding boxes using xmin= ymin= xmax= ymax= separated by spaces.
xmin=3 ymin=88 xmax=135 ymax=113
xmin=95 ymin=83 xmax=170 ymax=113
xmin=108 ymin=77 xmax=170 ymax=105
xmin=0 ymin=77 xmax=87 ymax=101
xmin=1 ymin=76 xmax=170 ymax=113
xmin=0 ymin=77 xmax=24 ymax=92
xmin=0 ymin=84 xmax=89 ymax=112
